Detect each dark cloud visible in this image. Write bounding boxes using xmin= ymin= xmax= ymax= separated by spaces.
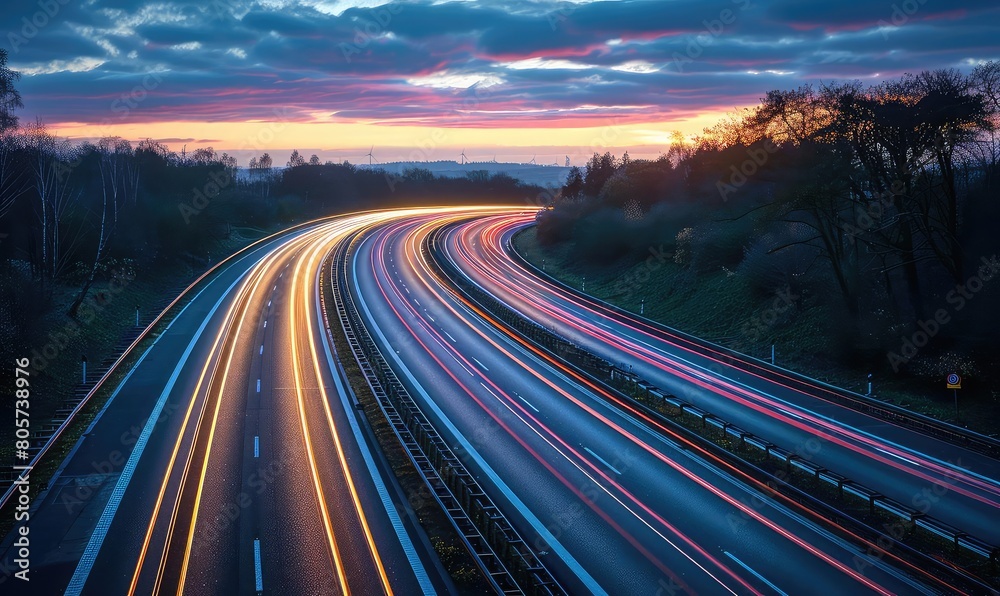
xmin=3 ymin=0 xmax=998 ymax=128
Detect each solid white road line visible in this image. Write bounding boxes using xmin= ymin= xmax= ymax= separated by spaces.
xmin=65 ymin=267 xmax=252 ymax=596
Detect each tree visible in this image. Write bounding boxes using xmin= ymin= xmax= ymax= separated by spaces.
xmin=258 ymin=152 xmax=272 ymax=170
xmin=219 ymin=152 xmax=237 ymax=172
xmin=97 ymin=136 xmax=140 ymax=220
xmin=287 ymin=149 xmax=306 ymax=168
xmin=25 ymin=121 xmax=82 ymax=283
xmin=0 ymin=130 xmax=29 ymax=220
xmin=191 ymin=146 xmax=218 ymax=165
xmin=0 ymin=49 xmax=22 ymax=133
xmin=749 ymin=85 xmax=831 ymax=145
xmin=582 ymin=152 xmax=618 ymax=197
xmin=562 ymin=166 xmax=583 ymax=199
xmin=68 ymin=137 xmax=140 ymax=316
xmin=309 ymin=154 xmax=320 ymax=166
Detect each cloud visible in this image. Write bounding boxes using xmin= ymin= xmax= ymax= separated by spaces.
xmin=4 ymin=0 xmax=999 ymax=131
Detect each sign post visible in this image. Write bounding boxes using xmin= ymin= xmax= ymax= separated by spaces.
xmin=946 ymin=373 xmax=962 ymax=417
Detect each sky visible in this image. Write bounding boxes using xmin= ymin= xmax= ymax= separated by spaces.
xmin=3 ymin=0 xmax=999 ymax=166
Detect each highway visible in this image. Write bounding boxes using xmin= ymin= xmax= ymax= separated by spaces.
xmin=0 ymin=206 xmax=994 ymax=595
xmin=0 ymin=209 xmax=478 ymax=595
xmin=346 ymin=212 xmax=954 ymax=594
xmin=436 ymin=214 xmax=1000 ymax=547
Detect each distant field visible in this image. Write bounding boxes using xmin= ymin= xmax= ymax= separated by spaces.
xmin=514 ymin=226 xmax=1000 ymax=438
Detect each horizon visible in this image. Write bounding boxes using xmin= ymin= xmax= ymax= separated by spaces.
xmin=4 ymin=0 xmax=998 ymax=167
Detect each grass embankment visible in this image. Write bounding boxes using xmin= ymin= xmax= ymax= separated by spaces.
xmin=515 ymin=227 xmax=1000 ymax=438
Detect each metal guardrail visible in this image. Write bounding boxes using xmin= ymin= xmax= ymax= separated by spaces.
xmin=425 ymin=224 xmax=998 ymax=593
xmin=0 ymin=215 xmax=377 ymax=515
xmin=504 ymin=227 xmax=1000 ymax=461
xmin=328 ymin=230 xmax=565 ymax=596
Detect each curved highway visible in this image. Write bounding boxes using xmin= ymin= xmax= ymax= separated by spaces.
xmin=438 ymin=213 xmax=1000 ymax=547
xmin=346 ymin=212 xmax=952 ymax=594
xmin=1 ymin=207 xmax=995 ymax=596
xmin=0 ymin=209 xmax=479 ymax=595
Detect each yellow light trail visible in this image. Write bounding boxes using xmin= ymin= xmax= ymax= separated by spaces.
xmin=128 ymin=242 xmax=285 ymax=595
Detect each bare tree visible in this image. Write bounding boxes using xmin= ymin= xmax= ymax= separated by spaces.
xmin=67 ymin=139 xmax=139 ymax=316
xmin=25 ymin=121 xmax=83 ymax=282
xmin=97 ymin=137 xmax=140 ymax=221
xmin=0 ymin=130 xmax=29 ymax=220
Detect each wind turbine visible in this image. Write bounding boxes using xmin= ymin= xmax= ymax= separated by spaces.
xmin=365 ymin=146 xmax=379 ymax=166
xmin=529 ymin=155 xmax=537 ymax=165
xmin=460 ymin=149 xmax=468 ymax=165
xmin=492 ymin=154 xmax=497 ymax=163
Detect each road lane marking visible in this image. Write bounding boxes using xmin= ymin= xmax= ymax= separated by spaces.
xmin=254 ymin=539 xmax=263 ymax=591
xmin=875 ymin=447 xmax=920 ymax=467
xmin=583 ymin=447 xmax=622 ymax=475
xmin=514 ymin=392 xmax=539 ymax=413
xmin=443 ymin=331 xmax=457 ymax=342
xmin=776 ymin=407 xmax=802 ymax=421
xmin=254 ymin=436 xmax=259 ymax=458
xmin=259 ymin=345 xmax=263 ymax=355
xmin=471 ymin=357 xmax=489 ymax=371
xmin=267 ymin=300 xmax=271 ymax=307
xmin=723 ymin=551 xmax=787 ymax=596
xmin=65 ymin=267 xmax=252 ymax=596
xmin=351 ymin=246 xmax=604 ymax=595
xmin=414 ymin=299 xmax=420 ymax=306
xmin=256 ymin=379 xmax=261 ymax=392
xmin=313 ymin=273 xmax=434 ymax=593
xmin=263 ymin=320 xmax=267 ymax=328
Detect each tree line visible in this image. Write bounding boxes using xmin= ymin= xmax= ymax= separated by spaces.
xmin=540 ymin=63 xmax=1000 ymax=372
xmin=0 ymin=49 xmax=540 ymax=354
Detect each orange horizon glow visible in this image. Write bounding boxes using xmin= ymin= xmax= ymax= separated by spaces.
xmin=44 ymin=111 xmax=737 ymax=165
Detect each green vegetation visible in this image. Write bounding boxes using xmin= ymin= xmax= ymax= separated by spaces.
xmin=528 ymin=63 xmax=1000 ymax=436
xmin=517 ymin=225 xmax=1000 ymax=437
